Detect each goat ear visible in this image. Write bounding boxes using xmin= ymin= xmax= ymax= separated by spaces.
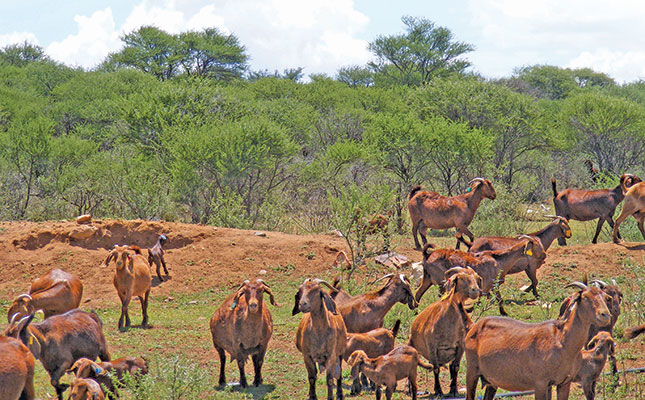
xmin=292 ymin=287 xmax=302 ymax=316
xmin=321 ymin=291 xmax=338 ymax=315
xmin=231 ymin=289 xmax=244 ymax=310
xmin=262 ymin=286 xmax=279 ymax=307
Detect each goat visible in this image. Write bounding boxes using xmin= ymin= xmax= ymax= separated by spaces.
xmin=409 ymin=266 xmax=481 ymax=397
xmin=347 ymin=346 xmax=433 ymax=400
xmin=67 ymin=356 xmax=148 ymax=398
xmin=552 ymin=174 xmax=641 ymax=245
xmin=147 ymin=234 xmax=169 ymax=282
xmin=408 ymin=178 xmax=496 ymax=250
xmin=573 ymin=332 xmax=615 ymax=400
xmin=416 ymin=236 xmax=544 ymax=315
xmin=334 ymin=274 xmax=417 ymax=333
xmin=293 ymin=278 xmax=347 ymax=400
xmin=7 ymin=268 xmax=83 ymax=322
xmin=210 ymin=279 xmax=277 ymax=388
xmin=4 ymin=310 xmax=110 ymax=400
xmin=469 ymin=216 xmax=571 ymax=297
xmin=68 ymin=377 xmax=105 ymax=400
xmin=584 ymin=160 xmax=600 ymax=184
xmin=559 ymin=279 xmax=622 ymax=378
xmin=343 ymin=320 xmax=401 ymax=395
xmin=612 ymin=181 xmax=645 ymax=243
xmin=464 ymin=281 xmax=611 ymax=400
xmin=0 ymin=333 xmax=35 ymax=400
xmin=102 ymin=245 xmax=151 ymax=331
xmin=625 ymin=323 xmax=645 ymax=339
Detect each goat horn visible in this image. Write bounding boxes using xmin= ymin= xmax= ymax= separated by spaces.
xmin=565 ymin=281 xmax=588 ymax=291
xmin=373 ymin=274 xmax=395 ymax=284
xmin=518 ymin=235 xmax=533 ymax=241
xmin=256 ymin=279 xmax=270 ymax=287
xmin=590 ymin=279 xmax=608 ymax=288
xmin=444 ymin=267 xmax=465 ymax=276
xmin=313 ymin=279 xmax=339 ymax=293
xmin=16 ymin=315 xmax=32 ymax=327
xmin=16 ymin=294 xmax=32 ymax=301
xmin=9 ymin=312 xmax=20 ymax=325
xmin=468 ymin=177 xmax=485 ymax=185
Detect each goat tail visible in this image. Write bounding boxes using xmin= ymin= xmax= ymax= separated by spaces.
xmin=422 ymin=243 xmax=435 ymax=262
xmin=551 ymin=177 xmax=558 ymax=198
xmin=391 ymin=319 xmax=401 ymax=338
xmin=625 ymin=323 xmax=645 ymax=340
xmin=128 ymin=245 xmax=142 ymax=255
xmin=89 ymin=310 xmax=103 ymax=328
xmin=409 ymin=185 xmax=423 ymax=200
xmin=417 ymin=357 xmax=434 ymax=370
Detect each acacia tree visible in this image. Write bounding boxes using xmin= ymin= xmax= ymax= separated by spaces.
xmin=368 ymin=16 xmax=474 ymax=86
xmin=0 ymin=42 xmax=48 ymax=66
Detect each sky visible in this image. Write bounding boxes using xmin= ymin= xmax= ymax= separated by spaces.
xmin=2 ymin=0 xmax=645 ymax=83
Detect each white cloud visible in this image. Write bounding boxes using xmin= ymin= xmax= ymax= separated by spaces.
xmin=0 ymin=32 xmax=39 ymax=48
xmin=567 ymin=50 xmax=645 ymax=83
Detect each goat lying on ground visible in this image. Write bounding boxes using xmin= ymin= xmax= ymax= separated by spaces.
xmin=333 ymin=274 xmax=417 ymax=333
xmin=613 ymin=181 xmax=645 ymax=243
xmin=294 ymin=279 xmax=347 ymax=400
xmin=210 ymin=279 xmax=277 ymax=388
xmin=552 ymin=174 xmax=641 ymax=245
xmin=343 ymin=320 xmax=400 ymax=395
xmin=68 ymin=377 xmax=105 ymax=400
xmin=67 ymin=356 xmax=148 ymax=398
xmin=7 ymin=268 xmax=83 ymax=322
xmin=147 ymin=234 xmax=169 ymax=282
xmin=408 ymin=178 xmax=496 ymax=250
xmin=0 ymin=332 xmax=35 ymax=400
xmin=102 ymin=245 xmax=151 ymax=331
xmin=348 ymin=346 xmax=432 ymax=400
xmin=4 ymin=310 xmax=110 ymax=400
xmin=464 ymin=281 xmax=611 ymax=400
xmin=573 ymin=332 xmax=615 ymax=400
xmin=410 ymin=267 xmax=481 ymax=397
xmin=469 ymin=216 xmax=571 ymax=297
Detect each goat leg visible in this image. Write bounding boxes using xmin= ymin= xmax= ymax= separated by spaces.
xmin=375 ymin=387 xmax=382 ymax=400
xmin=483 ymin=385 xmax=497 ymax=400
xmin=525 ymin=268 xmax=540 ymax=298
xmin=215 ymin=346 xmax=226 ymax=386
xmin=409 ymin=371 xmax=418 ymax=400
xmin=118 ymin=293 xmax=131 ymax=331
xmin=305 ymin=356 xmax=318 ymax=400
xmin=350 ymin=376 xmax=362 ymax=395
xmin=335 ymin=356 xmax=343 ymax=400
xmin=140 ymin=290 xmax=150 ymax=329
xmin=237 ymin=356 xmax=248 ymax=388
xmin=606 ymin=215 xmax=621 ymax=240
xmin=592 ymin=217 xmax=605 ymax=244
xmin=433 ymin=367 xmax=443 ymax=396
xmin=448 ymin=355 xmax=461 ymax=396
xmin=252 ymin=350 xmax=265 ymax=386
xmin=161 ymin=256 xmax=169 ymax=275
xmin=384 ymin=385 xmax=394 ymax=400
xmin=465 ymin=367 xmax=479 ymax=400
xmin=555 ymin=382 xmax=570 ymax=400
xmin=155 ymin=260 xmax=164 ymax=282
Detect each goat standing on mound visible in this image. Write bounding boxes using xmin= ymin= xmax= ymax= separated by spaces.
xmin=464 ymin=281 xmax=611 ymax=400
xmin=102 ymin=245 xmax=151 ymax=331
xmin=294 ymin=279 xmax=347 ymax=400
xmin=210 ymin=279 xmax=278 ymax=388
xmin=612 ymin=181 xmax=645 ymax=243
xmin=408 ymin=178 xmax=496 ymax=250
xmin=148 ymin=234 xmax=169 ymax=282
xmin=552 ymin=174 xmax=641 ymax=245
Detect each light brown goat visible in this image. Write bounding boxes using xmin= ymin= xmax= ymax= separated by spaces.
xmin=334 ymin=274 xmax=417 ymax=333
xmin=410 ymin=267 xmax=481 ymax=397
xmin=625 ymin=322 xmax=645 ymax=339
xmin=7 ymin=268 xmax=83 ymax=322
xmin=343 ymin=320 xmax=401 ymax=395
xmin=68 ymin=377 xmax=105 ymax=400
xmin=552 ymin=174 xmax=641 ymax=245
xmin=573 ymin=332 xmax=615 ymax=400
xmin=147 ymin=234 xmax=169 ymax=282
xmin=4 ymin=310 xmax=110 ymax=400
xmin=294 ymin=278 xmax=347 ymax=400
xmin=408 ymin=178 xmax=496 ymax=250
xmin=67 ymin=356 xmax=148 ymax=398
xmin=0 ymin=334 xmax=35 ymax=400
xmin=210 ymin=279 xmax=277 ymax=388
xmin=464 ymin=281 xmax=611 ymax=400
xmin=102 ymin=245 xmax=151 ymax=331
xmin=613 ymin=181 xmax=645 ymax=243
xmin=347 ymin=346 xmax=433 ymax=400
xmin=469 ymin=216 xmax=571 ymax=297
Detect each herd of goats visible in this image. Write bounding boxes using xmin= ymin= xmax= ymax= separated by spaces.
xmin=2 ymin=174 xmax=645 ymax=400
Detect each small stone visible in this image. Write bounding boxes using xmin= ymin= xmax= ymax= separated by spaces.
xmin=259 ymin=269 xmax=267 ymax=275
xmin=75 ymin=214 xmax=92 ymax=224
xmin=254 ymin=231 xmax=267 ymax=237
xmin=164 ymin=296 xmax=175 ymax=302
xmin=188 ymin=300 xmax=198 ymax=305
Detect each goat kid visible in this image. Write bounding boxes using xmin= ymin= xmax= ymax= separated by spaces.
xmin=613 ymin=181 xmax=645 ymax=243
xmin=68 ymin=377 xmax=105 ymax=400
xmin=573 ymin=332 xmax=615 ymax=400
xmin=147 ymin=234 xmax=169 ymax=282
xmin=67 ymin=356 xmax=148 ymax=398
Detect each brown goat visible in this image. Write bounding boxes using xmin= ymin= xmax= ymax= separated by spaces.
xmin=102 ymin=245 xmax=151 ymax=331
xmin=147 ymin=234 xmax=169 ymax=282
xmin=210 ymin=279 xmax=277 ymax=388
xmin=552 ymin=174 xmax=641 ymax=245
xmin=410 ymin=267 xmax=481 ymax=397
xmin=343 ymin=320 xmax=401 ymax=395
xmin=68 ymin=377 xmax=105 ymax=400
xmin=573 ymin=332 xmax=615 ymax=400
xmin=625 ymin=323 xmax=645 ymax=339
xmin=559 ymin=279 xmax=622 ymax=378
xmin=469 ymin=216 xmax=571 ymax=297
xmin=464 ymin=281 xmax=611 ymax=400
xmin=7 ymin=268 xmax=83 ymax=322
xmin=335 ymin=274 xmax=417 ymax=333
xmin=347 ymin=346 xmax=433 ymax=400
xmin=613 ymin=181 xmax=645 ymax=243
xmin=293 ymin=278 xmax=347 ymax=400
xmin=67 ymin=356 xmax=148 ymax=398
xmin=408 ymin=178 xmax=496 ymax=250
xmin=416 ymin=236 xmax=544 ymax=315
xmin=4 ymin=310 xmax=110 ymax=400
xmin=0 ymin=334 xmax=35 ymax=400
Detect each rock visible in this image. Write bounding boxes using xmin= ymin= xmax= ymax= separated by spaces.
xmin=75 ymin=214 xmax=92 ymax=224
xmin=410 ymin=262 xmax=424 ymax=282
xmin=254 ymin=231 xmax=267 ymax=237
xmin=188 ymin=300 xmax=198 ymax=305
xmin=259 ymin=269 xmax=267 ymax=275
xmin=164 ymin=296 xmax=175 ymax=302
xmin=69 ymin=225 xmax=98 ymax=240
xmin=374 ymin=252 xmax=410 ymax=270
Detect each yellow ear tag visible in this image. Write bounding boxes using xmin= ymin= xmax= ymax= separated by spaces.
xmin=526 ymin=249 xmax=533 ymax=256
xmin=441 ymin=292 xmax=449 ymax=300
xmin=29 ymin=336 xmax=33 ymax=345
xmin=565 ymin=230 xmax=571 ymax=236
